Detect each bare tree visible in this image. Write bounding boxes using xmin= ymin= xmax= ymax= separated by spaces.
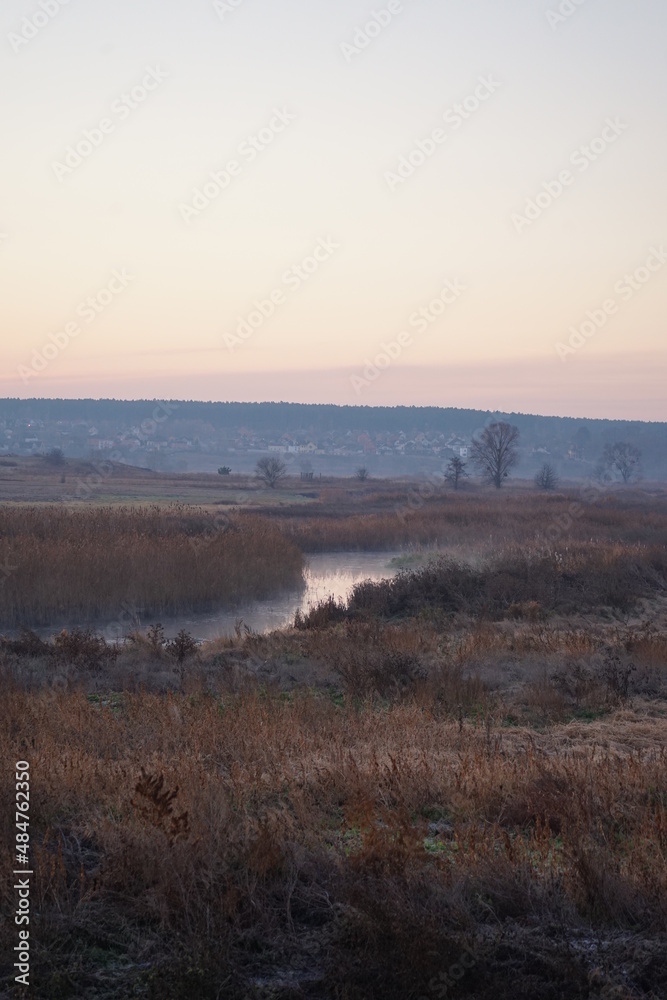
xmin=600 ymin=442 xmax=642 ymax=483
xmin=470 ymin=421 xmax=520 ymax=488
xmin=534 ymin=462 xmax=559 ymax=491
xmin=354 ymin=466 xmax=369 ymax=481
xmin=255 ymin=456 xmax=287 ymax=489
xmin=444 ymin=455 xmax=468 ymax=490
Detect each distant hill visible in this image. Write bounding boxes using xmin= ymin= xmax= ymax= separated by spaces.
xmin=1 ymin=397 xmax=665 ymax=435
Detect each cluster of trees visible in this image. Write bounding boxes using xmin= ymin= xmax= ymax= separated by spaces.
xmin=439 ymin=422 xmax=522 ymax=490
xmin=442 ymin=422 xmax=642 ymax=491
xmin=222 ymin=423 xmax=644 ymax=491
xmin=41 ymin=426 xmax=643 ymax=492
xmin=438 ymin=422 xmax=644 ymax=492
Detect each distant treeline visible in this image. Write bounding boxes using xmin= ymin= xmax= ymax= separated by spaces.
xmin=1 ymin=397 xmax=665 ymax=439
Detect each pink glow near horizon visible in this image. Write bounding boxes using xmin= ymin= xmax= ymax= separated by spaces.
xmin=1 ymin=0 xmax=666 ymax=420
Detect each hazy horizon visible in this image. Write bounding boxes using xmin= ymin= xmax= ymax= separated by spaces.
xmin=2 ymin=0 xmax=666 ymax=420
xmin=2 ymin=347 xmax=666 ymax=424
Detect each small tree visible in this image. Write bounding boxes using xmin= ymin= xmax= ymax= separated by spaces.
xmin=534 ymin=462 xmax=559 ymax=491
xmin=354 ymin=466 xmax=369 ymax=481
xmin=217 ymin=466 xmax=232 ymax=476
xmin=600 ymin=442 xmax=642 ymax=484
xmin=255 ymin=456 xmax=287 ymax=489
xmin=166 ymin=628 xmax=199 ymax=691
xmin=167 ymin=628 xmax=198 ymax=665
xmin=444 ymin=455 xmax=468 ymax=490
xmin=44 ymin=447 xmax=65 ymax=467
xmin=470 ymin=421 xmax=520 ymax=488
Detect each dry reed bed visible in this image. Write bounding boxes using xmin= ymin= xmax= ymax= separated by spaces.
xmin=276 ymin=492 xmax=667 ymax=552
xmin=1 ymin=686 xmax=666 ymax=996
xmin=0 ymin=505 xmax=304 ymax=627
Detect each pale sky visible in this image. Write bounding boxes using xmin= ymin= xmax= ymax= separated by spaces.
xmin=1 ymin=0 xmax=666 ymax=419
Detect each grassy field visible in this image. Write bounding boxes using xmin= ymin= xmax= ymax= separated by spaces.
xmin=0 ymin=457 xmax=326 ymax=507
xmin=0 ymin=466 xmax=666 ymax=998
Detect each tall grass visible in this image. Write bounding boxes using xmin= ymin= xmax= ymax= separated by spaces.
xmin=0 ymin=505 xmax=304 ymax=627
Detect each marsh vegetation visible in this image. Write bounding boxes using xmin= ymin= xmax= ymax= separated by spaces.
xmin=1 ymin=482 xmax=666 ymax=998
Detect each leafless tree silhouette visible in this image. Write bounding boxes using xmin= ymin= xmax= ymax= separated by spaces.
xmin=471 ymin=422 xmax=520 ymax=488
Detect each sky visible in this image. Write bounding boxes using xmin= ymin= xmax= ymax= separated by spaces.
xmin=1 ymin=0 xmax=666 ymax=420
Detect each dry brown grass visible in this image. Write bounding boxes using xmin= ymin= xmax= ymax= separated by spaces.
xmin=277 ymin=490 xmax=667 ymax=553
xmin=1 ymin=678 xmax=666 ymax=998
xmin=0 ymin=505 xmax=304 ymax=626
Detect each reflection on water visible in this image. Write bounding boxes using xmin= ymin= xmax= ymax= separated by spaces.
xmin=116 ymin=552 xmax=401 ymax=641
